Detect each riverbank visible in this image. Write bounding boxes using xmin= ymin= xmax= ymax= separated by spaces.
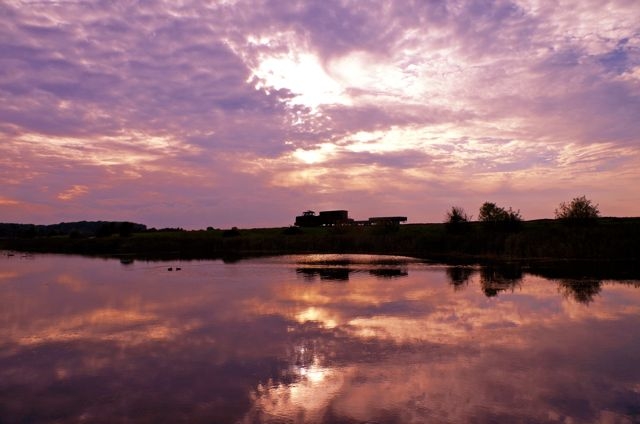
xmin=2 ymin=218 xmax=639 ymax=266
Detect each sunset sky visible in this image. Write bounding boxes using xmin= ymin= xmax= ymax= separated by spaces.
xmin=1 ymin=0 xmax=639 ymax=229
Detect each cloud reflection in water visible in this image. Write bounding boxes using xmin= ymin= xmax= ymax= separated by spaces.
xmin=0 ymin=254 xmax=639 ymax=423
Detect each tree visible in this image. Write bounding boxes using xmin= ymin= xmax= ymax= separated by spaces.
xmin=118 ymin=222 xmax=134 ymax=237
xmin=478 ymin=202 xmax=522 ymax=231
xmin=478 ymin=202 xmax=502 ymax=222
xmin=555 ymin=196 xmax=600 ymax=223
xmin=445 ymin=206 xmax=471 ymax=233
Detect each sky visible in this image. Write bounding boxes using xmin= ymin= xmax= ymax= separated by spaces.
xmin=1 ymin=0 xmax=639 ymax=229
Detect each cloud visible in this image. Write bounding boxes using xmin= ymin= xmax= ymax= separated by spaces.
xmin=0 ymin=0 xmax=639 ymax=227
xmin=57 ymin=185 xmax=89 ymax=201
xmin=0 ymin=197 xmax=20 ymax=206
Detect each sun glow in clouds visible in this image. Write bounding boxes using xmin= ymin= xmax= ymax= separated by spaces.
xmin=251 ymin=51 xmax=348 ymax=109
xmin=328 ymin=50 xmax=430 ymax=102
xmin=291 ymin=143 xmax=337 ymax=164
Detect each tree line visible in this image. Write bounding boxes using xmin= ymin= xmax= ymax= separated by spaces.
xmin=445 ymin=195 xmax=600 ymax=233
xmin=0 ymin=221 xmax=147 ymax=238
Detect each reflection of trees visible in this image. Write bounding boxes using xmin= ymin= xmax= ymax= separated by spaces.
xmin=557 ymin=279 xmax=602 ymax=304
xmin=480 ymin=265 xmax=523 ymax=297
xmin=296 ymin=268 xmax=351 ymax=281
xmin=446 ymin=266 xmax=475 ymax=291
xmin=296 ymin=267 xmax=409 ymax=281
xmin=368 ymin=268 xmax=408 ymax=278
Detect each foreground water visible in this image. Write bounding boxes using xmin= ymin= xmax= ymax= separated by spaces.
xmin=1 ymin=253 xmax=639 ymax=423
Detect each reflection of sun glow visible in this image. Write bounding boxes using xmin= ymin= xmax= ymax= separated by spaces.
xmin=300 ymin=365 xmax=328 ymax=384
xmin=247 ymin=364 xmax=349 ymax=422
xmin=296 ymin=307 xmax=338 ymax=328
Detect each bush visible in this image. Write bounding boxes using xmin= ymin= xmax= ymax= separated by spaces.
xmin=478 ymin=202 xmax=522 ymax=232
xmin=445 ymin=206 xmax=471 ymax=233
xmin=555 ymin=196 xmax=599 ymax=224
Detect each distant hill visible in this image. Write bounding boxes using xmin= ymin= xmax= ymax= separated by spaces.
xmin=0 ymin=221 xmax=147 ymax=238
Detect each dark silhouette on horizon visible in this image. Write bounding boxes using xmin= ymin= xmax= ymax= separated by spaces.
xmin=294 ymin=210 xmax=407 ymax=227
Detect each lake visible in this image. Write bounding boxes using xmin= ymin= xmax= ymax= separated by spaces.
xmin=1 ymin=252 xmax=639 ymax=423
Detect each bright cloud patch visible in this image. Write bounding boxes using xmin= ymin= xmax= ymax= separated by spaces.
xmin=0 ymin=197 xmax=20 ymax=206
xmin=292 ymin=143 xmax=337 ymax=164
xmin=58 ymin=185 xmax=89 ymax=201
xmin=251 ymin=50 xmax=348 ymax=109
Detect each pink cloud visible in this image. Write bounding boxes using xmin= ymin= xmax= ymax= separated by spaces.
xmin=57 ymin=185 xmax=89 ymax=201
xmin=0 ymin=0 xmax=639 ymax=228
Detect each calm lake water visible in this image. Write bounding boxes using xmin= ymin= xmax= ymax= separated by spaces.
xmin=1 ymin=252 xmax=639 ymax=423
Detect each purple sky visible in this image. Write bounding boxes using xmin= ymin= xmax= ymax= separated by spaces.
xmin=1 ymin=0 xmax=639 ymax=229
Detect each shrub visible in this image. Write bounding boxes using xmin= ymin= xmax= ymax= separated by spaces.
xmin=555 ymin=196 xmax=600 ymax=224
xmin=478 ymin=202 xmax=522 ymax=232
xmin=445 ymin=206 xmax=471 ymax=233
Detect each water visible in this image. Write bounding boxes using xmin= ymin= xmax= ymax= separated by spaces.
xmin=1 ymin=252 xmax=639 ymax=423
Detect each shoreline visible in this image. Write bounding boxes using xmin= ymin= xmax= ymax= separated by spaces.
xmin=2 ymin=217 xmax=639 ymax=279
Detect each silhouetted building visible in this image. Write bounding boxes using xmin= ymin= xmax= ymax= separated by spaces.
xmin=294 ymin=210 xmax=407 ymax=227
xmin=368 ymin=216 xmax=407 ymax=225
xmin=319 ymin=210 xmax=350 ymax=225
xmin=295 ymin=210 xmax=321 ymax=227
xmin=295 ymin=210 xmax=352 ymax=227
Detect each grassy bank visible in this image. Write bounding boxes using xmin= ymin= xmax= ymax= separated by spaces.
xmin=2 ymin=218 xmax=639 ymax=265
